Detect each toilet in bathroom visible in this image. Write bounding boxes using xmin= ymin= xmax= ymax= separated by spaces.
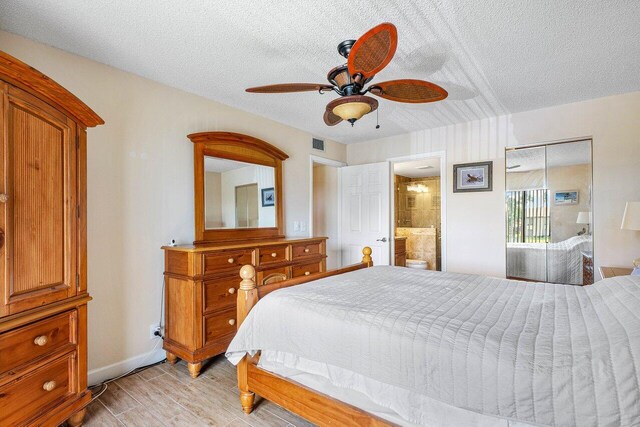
xmin=406 ymin=259 xmax=428 ymax=270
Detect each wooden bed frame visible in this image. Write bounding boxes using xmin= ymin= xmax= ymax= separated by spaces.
xmin=235 ymin=247 xmax=393 ymax=426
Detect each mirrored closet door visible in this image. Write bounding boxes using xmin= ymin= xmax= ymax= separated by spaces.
xmin=506 ymin=140 xmax=593 ymax=285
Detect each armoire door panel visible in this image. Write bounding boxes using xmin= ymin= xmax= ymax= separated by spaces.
xmin=2 ymin=89 xmax=77 ymax=313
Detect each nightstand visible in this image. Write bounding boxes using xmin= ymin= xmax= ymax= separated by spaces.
xmin=599 ymin=266 xmax=634 ymax=278
xmin=582 ymin=251 xmax=594 ymax=285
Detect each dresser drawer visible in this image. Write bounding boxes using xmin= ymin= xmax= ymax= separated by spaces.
xmin=0 ymin=310 xmax=76 ymax=376
xmin=291 ymin=241 xmax=322 ymax=260
xmin=292 ymin=261 xmax=322 ymax=278
xmin=203 ymin=249 xmax=253 ymax=275
xmin=256 ymin=245 xmax=289 ymax=267
xmin=0 ymin=352 xmax=75 ymax=426
xmin=203 ymin=277 xmax=238 ymax=314
xmin=257 ymin=266 xmax=289 ymax=286
xmin=204 ymin=308 xmax=236 ymax=345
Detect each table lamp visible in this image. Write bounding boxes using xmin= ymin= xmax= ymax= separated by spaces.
xmin=621 ymin=201 xmax=640 ymax=269
xmin=576 ymin=211 xmax=592 ymax=235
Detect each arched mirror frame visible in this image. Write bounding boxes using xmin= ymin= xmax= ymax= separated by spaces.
xmin=190 ymin=132 xmax=288 ymax=244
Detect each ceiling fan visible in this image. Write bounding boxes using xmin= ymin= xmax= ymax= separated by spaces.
xmin=246 ymin=23 xmax=448 ymax=127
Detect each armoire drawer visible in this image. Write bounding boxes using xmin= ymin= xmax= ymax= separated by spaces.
xmin=291 ymin=241 xmax=322 ymax=260
xmin=203 ymin=249 xmax=253 ymax=275
xmin=256 ymin=245 xmax=289 ymax=267
xmin=203 ymin=277 xmax=238 ymax=314
xmin=0 ymin=310 xmax=76 ymax=377
xmin=292 ymin=261 xmax=322 ymax=278
xmin=0 ymin=352 xmax=75 ymax=426
xmin=203 ymin=308 xmax=236 ymax=345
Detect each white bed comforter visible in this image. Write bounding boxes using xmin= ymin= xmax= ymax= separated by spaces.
xmin=226 ymin=266 xmax=640 ymax=427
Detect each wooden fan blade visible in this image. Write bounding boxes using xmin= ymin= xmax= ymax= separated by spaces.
xmin=370 ymin=79 xmax=448 ymax=103
xmin=246 ymin=83 xmax=333 ymax=93
xmin=323 ymin=110 xmax=343 ymax=126
xmin=348 ymin=23 xmax=398 ymax=79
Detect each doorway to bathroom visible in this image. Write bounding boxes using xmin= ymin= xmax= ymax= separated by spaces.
xmin=390 ymin=152 xmax=446 ymax=272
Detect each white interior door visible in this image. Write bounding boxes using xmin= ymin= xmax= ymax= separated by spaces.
xmin=340 ymin=162 xmax=391 ymax=266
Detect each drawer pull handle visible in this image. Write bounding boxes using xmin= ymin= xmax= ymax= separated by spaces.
xmin=271 ymin=252 xmax=277 ymax=258
xmin=228 ymin=258 xmax=234 ymax=264
xmin=304 ymin=271 xmax=311 ymax=276
xmin=304 ymin=248 xmax=310 ymax=253
xmin=42 ymin=381 xmax=57 ymax=392
xmin=0 ymin=193 xmax=8 ymax=203
xmin=228 ymin=287 xmax=236 ymax=294
xmin=228 ymin=319 xmax=236 ymax=326
xmin=34 ymin=335 xmax=49 ymax=346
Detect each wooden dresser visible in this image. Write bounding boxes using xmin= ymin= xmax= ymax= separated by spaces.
xmin=162 ymin=237 xmax=327 ymax=377
xmin=0 ymin=51 xmax=103 ymax=426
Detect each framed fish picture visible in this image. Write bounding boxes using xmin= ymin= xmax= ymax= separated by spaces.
xmin=453 ymin=161 xmax=493 ymax=193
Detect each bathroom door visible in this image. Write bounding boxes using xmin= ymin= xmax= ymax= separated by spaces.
xmin=340 ymin=162 xmax=391 ymax=266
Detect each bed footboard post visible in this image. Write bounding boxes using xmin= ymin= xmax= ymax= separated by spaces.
xmin=237 ymin=265 xmax=258 ymax=414
xmin=362 ymin=246 xmax=373 ymax=267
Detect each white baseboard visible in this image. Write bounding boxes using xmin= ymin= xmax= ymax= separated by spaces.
xmin=88 ymin=345 xmax=166 ymax=386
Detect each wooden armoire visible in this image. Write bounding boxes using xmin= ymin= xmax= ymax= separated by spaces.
xmin=0 ymin=51 xmax=103 ymax=426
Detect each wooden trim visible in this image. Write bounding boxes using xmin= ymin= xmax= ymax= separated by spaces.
xmin=187 ymin=132 xmax=289 ymax=160
xmin=234 ymin=247 xmax=386 ymax=425
xmin=247 ymin=364 xmax=391 ymax=426
xmin=0 ymin=50 xmax=103 ymax=127
xmin=191 ymin=132 xmax=287 ymax=243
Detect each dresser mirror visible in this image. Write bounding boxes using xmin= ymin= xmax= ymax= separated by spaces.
xmin=505 ymin=139 xmax=594 ymax=285
xmin=190 ymin=132 xmax=288 ymax=244
xmin=204 ymin=156 xmax=276 ymax=229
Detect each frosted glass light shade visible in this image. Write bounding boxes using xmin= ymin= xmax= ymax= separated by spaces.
xmin=332 ymin=102 xmax=371 ymax=121
xmin=576 ymin=211 xmax=592 ymax=224
xmin=621 ymin=202 xmax=640 ymax=230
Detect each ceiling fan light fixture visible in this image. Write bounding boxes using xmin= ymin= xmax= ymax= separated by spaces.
xmin=327 ymin=95 xmax=378 ymax=125
xmin=333 ymin=102 xmax=371 ymax=121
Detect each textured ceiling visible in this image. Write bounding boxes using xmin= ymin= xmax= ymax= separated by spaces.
xmin=506 ymin=140 xmax=592 ymax=172
xmin=1 ymin=1 xmax=638 ymax=144
xmin=394 ymin=158 xmax=441 ymax=178
xmin=204 ymin=157 xmax=255 ymax=173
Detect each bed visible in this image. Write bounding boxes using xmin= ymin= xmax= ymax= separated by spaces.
xmin=506 ymin=235 xmax=592 ymax=284
xmin=227 ymin=247 xmax=640 ymax=426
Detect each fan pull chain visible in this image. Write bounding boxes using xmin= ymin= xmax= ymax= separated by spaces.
xmin=376 ymin=108 xmax=380 ymax=129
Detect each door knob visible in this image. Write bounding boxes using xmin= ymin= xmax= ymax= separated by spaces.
xmin=376 ymin=237 xmax=388 ymax=242
xmin=0 ymin=194 xmax=7 ymax=203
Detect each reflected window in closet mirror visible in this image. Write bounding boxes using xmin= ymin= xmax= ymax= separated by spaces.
xmin=204 ymin=156 xmax=276 ymax=230
xmin=506 ymin=139 xmax=593 ymax=285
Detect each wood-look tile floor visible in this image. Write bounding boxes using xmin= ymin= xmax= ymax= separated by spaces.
xmin=81 ymin=356 xmax=315 ymax=427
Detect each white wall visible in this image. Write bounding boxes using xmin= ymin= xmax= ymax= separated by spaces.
xmin=347 ymin=91 xmax=640 ymax=278
xmin=0 ymin=31 xmax=346 ymax=382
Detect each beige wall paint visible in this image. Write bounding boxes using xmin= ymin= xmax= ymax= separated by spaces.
xmin=347 ymin=91 xmax=640 ymax=278
xmin=204 ymin=172 xmax=222 ymax=228
xmin=312 ymin=164 xmax=341 ymax=270
xmin=0 ymin=31 xmax=346 ymax=379
xmin=548 ymin=164 xmax=592 ymax=242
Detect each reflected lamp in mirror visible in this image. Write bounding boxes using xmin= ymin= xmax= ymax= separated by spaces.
xmin=621 ymin=201 xmax=640 ymax=269
xmin=576 ymin=211 xmax=592 ymax=235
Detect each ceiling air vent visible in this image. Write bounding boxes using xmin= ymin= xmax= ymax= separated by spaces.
xmin=312 ymin=138 xmax=325 ymax=151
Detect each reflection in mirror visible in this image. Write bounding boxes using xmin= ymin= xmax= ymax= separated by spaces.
xmin=506 ymin=140 xmax=593 ymax=285
xmin=204 ymin=156 xmax=276 ymax=229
